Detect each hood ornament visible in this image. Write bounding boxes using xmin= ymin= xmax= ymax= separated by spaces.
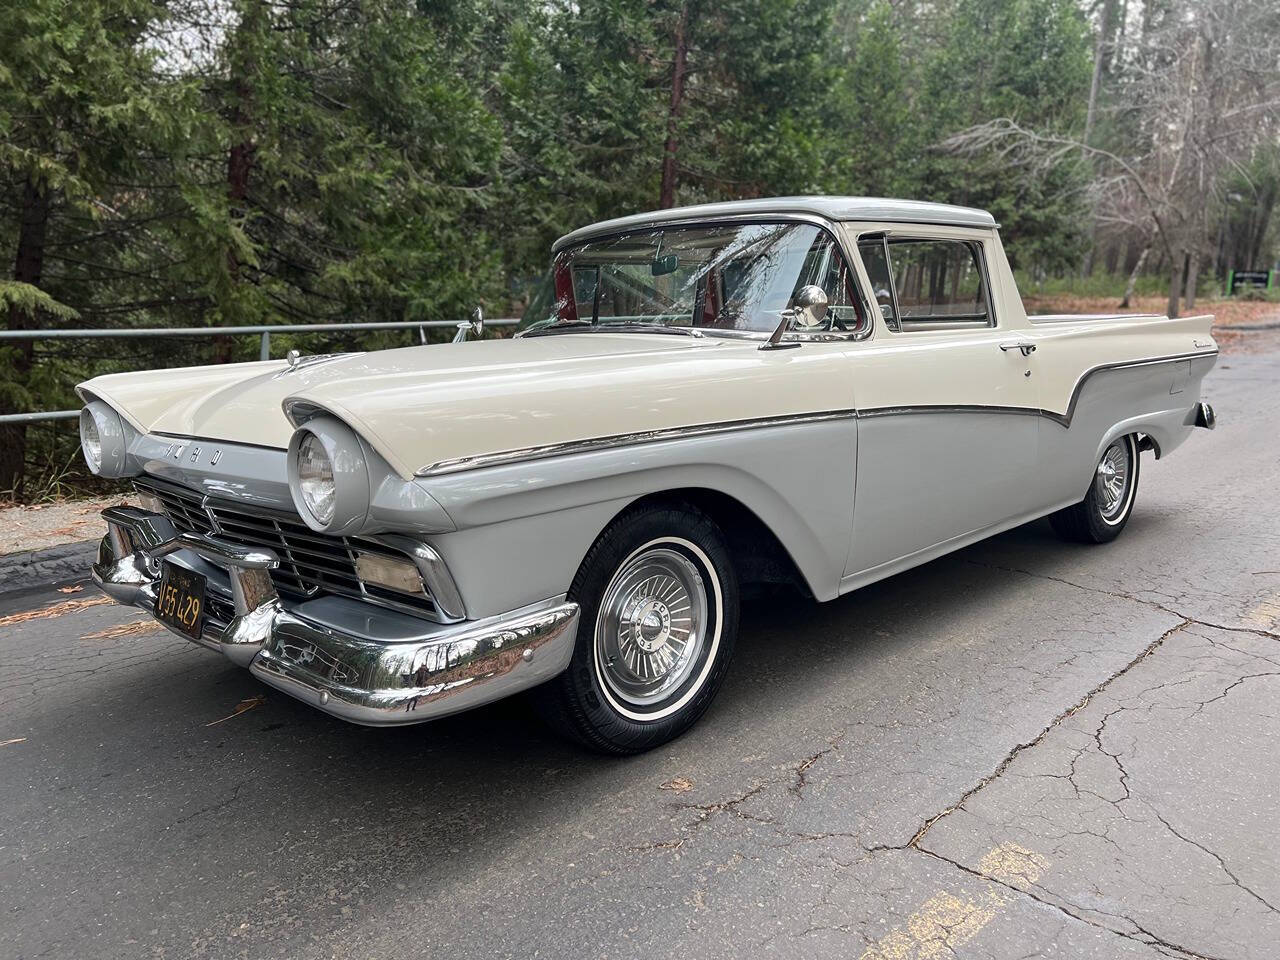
xmin=273 ymin=351 xmax=357 ymax=379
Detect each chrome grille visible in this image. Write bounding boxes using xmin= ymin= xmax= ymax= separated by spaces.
xmin=135 ymin=477 xmax=439 ymax=619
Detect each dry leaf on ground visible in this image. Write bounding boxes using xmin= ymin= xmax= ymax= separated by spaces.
xmin=0 ymin=595 xmax=113 ymax=627
xmin=82 ymin=619 xmax=162 ymax=641
xmin=661 ymin=776 xmax=694 ymax=793
xmin=205 ymin=695 xmax=267 ymax=727
xmin=57 ymin=585 xmax=84 ymax=594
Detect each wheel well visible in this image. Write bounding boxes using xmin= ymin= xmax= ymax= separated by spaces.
xmin=1137 ymin=432 xmax=1162 ymax=459
xmin=616 ymin=488 xmax=812 ymax=599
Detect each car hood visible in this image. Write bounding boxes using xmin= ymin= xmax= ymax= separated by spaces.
xmin=79 ymin=332 xmax=854 ymax=479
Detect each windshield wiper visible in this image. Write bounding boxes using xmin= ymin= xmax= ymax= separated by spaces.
xmin=598 ymin=322 xmax=703 ymax=337
xmin=522 ymin=320 xmax=703 ymax=339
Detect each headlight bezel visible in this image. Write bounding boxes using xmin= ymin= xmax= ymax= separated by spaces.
xmin=79 ymin=400 xmax=134 ymax=478
xmin=286 ymin=417 xmax=371 ymax=535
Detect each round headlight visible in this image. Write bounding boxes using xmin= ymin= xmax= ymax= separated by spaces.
xmin=296 ymin=432 xmax=336 ymax=525
xmin=286 ymin=418 xmax=370 ymax=534
xmin=78 ymin=400 xmax=133 ymax=477
xmin=79 ymin=409 xmax=102 ymax=473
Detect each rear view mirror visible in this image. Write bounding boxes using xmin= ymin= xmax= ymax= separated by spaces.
xmin=651 ymin=254 xmax=679 ymax=276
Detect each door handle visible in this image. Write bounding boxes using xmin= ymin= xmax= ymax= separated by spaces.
xmin=999 ymin=341 xmax=1037 ymax=357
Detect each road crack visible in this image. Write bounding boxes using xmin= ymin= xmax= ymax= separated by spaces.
xmin=907 ymin=618 xmax=1191 ymax=847
xmin=966 ymin=559 xmax=1280 ymax=642
xmin=914 ymin=845 xmax=1230 ymax=960
xmin=1146 ymin=806 xmax=1280 ymax=917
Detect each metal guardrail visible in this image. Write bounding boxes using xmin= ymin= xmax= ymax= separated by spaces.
xmin=0 ymin=317 xmax=518 ymax=425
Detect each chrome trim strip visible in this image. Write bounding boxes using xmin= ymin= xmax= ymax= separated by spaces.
xmin=1053 ymin=350 xmax=1219 ymax=428
xmin=858 ymin=350 xmax=1219 ymax=428
xmin=415 ymin=350 xmax=1216 ymax=477
xmin=151 ymin=431 xmax=286 ymax=452
xmin=857 ymin=404 xmax=1044 ymax=420
xmin=416 ymin=409 xmax=860 ymax=477
xmin=552 ymin=211 xmax=836 ymax=253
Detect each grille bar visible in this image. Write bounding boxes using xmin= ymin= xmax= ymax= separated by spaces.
xmin=135 ymin=477 xmax=440 ymax=619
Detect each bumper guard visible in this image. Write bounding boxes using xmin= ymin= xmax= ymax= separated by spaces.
xmin=92 ymin=506 xmax=579 ymax=725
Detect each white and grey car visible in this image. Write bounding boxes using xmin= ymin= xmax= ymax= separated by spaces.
xmin=81 ymin=197 xmax=1218 ymax=753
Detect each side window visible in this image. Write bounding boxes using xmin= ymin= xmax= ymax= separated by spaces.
xmin=885 ymin=239 xmax=991 ymax=327
xmin=786 ymin=231 xmax=868 ymax=335
xmin=857 ymin=238 xmax=898 ymax=331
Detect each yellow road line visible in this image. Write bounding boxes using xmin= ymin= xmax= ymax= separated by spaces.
xmin=1242 ymin=593 xmax=1280 ymax=631
xmin=859 ymin=844 xmax=1048 ymax=960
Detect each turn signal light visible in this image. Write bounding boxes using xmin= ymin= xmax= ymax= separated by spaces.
xmin=354 ymin=551 xmax=424 ymax=596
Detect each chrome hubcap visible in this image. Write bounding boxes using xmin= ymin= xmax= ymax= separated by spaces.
xmin=596 ymin=546 xmax=708 ymax=707
xmin=1095 ymin=439 xmax=1131 ymax=519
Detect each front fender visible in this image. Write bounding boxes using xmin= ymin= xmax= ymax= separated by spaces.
xmin=421 ymin=419 xmax=857 ymax=619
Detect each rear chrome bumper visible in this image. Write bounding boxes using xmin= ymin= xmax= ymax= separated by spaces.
xmin=1194 ymin=401 xmax=1216 ymax=429
xmin=92 ymin=506 xmax=579 ymax=726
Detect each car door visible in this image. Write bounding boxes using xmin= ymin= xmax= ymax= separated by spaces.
xmin=843 ymin=231 xmax=1041 ymax=586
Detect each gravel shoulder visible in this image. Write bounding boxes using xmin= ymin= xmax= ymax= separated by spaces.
xmin=0 ymin=496 xmax=130 ymax=556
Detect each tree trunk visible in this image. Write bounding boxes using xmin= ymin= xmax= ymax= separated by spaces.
xmin=1 ymin=175 xmax=51 ymax=494
xmin=226 ymin=0 xmax=260 ymax=280
xmin=1184 ymin=249 xmax=1199 ymax=310
xmin=1119 ymin=241 xmax=1149 ymax=308
xmin=1166 ymin=257 xmax=1181 ymax=319
xmin=658 ymin=2 xmax=689 ymax=209
xmin=1083 ymin=0 xmax=1116 ymax=147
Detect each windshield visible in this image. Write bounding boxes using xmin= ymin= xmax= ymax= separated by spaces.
xmin=521 ymin=222 xmax=868 ymax=336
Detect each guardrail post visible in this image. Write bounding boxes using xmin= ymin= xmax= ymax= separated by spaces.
xmin=259 ymin=331 xmax=270 ymax=361
xmin=418 ymin=325 xmax=426 ymax=344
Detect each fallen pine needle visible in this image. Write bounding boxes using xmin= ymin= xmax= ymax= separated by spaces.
xmin=82 ymin=619 xmax=163 ymax=641
xmin=0 ymin=737 xmax=27 ymax=747
xmin=206 ymin=695 xmax=267 ymax=727
xmin=0 ymin=595 xmax=113 ymax=627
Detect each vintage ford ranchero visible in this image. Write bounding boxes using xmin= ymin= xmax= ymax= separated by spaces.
xmin=80 ymin=197 xmax=1218 ymax=753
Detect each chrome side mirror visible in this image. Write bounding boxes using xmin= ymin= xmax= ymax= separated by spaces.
xmin=791 ymin=285 xmax=829 ymax=330
xmin=453 ymin=306 xmax=485 ymax=343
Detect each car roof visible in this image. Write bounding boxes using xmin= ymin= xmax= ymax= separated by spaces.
xmin=552 ymin=196 xmax=997 ymax=251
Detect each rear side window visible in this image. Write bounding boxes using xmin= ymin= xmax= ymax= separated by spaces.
xmin=885 ymin=239 xmax=990 ymax=327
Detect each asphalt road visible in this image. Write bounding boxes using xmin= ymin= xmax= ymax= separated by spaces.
xmin=3 ymin=332 xmax=1278 ymax=960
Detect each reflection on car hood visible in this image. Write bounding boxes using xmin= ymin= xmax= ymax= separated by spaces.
xmin=79 ymin=333 xmax=855 ymax=479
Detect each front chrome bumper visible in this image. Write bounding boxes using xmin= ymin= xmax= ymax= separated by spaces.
xmin=92 ymin=506 xmax=579 ymax=726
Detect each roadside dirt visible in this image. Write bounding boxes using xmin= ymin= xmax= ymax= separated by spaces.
xmin=0 ymin=496 xmax=131 ymax=555
xmin=1022 ymin=292 xmax=1278 ymax=328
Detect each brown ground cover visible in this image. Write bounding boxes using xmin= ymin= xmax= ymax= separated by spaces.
xmin=1021 ymin=293 xmax=1279 ymax=328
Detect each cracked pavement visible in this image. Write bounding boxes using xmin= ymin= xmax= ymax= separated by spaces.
xmin=1 ymin=334 xmax=1276 ymax=959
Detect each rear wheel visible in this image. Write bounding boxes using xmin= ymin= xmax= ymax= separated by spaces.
xmin=534 ymin=501 xmax=739 ymax=754
xmin=1050 ymin=433 xmax=1140 ymax=543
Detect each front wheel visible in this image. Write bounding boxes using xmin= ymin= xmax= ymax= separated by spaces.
xmin=534 ymin=501 xmax=739 ymax=754
xmin=1050 ymin=433 xmax=1141 ymax=544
